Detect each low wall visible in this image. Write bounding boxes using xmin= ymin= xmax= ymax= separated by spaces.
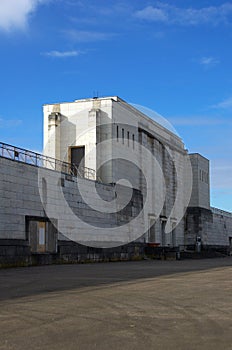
xmin=186 ymin=207 xmax=232 ymax=247
xmin=0 ymin=239 xmax=31 ymax=267
xmin=0 ymin=239 xmax=150 ymax=267
xmin=0 ymin=238 xmax=182 ymax=267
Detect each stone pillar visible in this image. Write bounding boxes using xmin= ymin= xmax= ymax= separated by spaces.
xmin=47 ymin=109 xmax=61 ymax=162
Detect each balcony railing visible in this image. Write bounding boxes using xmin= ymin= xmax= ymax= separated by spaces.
xmin=211 ymin=206 xmax=232 ymax=217
xmin=0 ymin=141 xmax=98 ymax=181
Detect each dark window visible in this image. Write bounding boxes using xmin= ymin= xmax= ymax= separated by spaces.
xmin=122 ymin=128 xmax=124 ymax=144
xmin=127 ymin=131 xmax=130 ymax=146
xmin=116 ymin=125 xmax=119 ymax=142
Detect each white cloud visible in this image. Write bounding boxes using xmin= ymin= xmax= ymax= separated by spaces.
xmin=212 ymin=97 xmax=232 ymax=109
xmin=199 ymin=56 xmax=219 ymax=67
xmin=134 ymin=6 xmax=168 ymax=22
xmin=64 ymin=30 xmax=115 ymax=42
xmin=43 ymin=50 xmax=82 ymax=58
xmin=134 ymin=3 xmax=232 ymax=26
xmin=0 ymin=118 xmax=22 ymax=128
xmin=0 ymin=0 xmax=48 ymax=32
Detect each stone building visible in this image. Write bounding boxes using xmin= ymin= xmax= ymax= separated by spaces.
xmin=0 ymin=96 xmax=231 ymax=266
xmin=43 ymin=96 xmax=190 ymax=247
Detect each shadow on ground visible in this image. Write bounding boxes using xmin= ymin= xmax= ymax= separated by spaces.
xmin=0 ymin=257 xmax=232 ymax=301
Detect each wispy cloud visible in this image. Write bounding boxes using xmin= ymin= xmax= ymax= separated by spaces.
xmin=0 ymin=0 xmax=49 ymax=32
xmin=67 ymin=1 xmax=131 ymax=17
xmin=134 ymin=6 xmax=168 ymax=22
xmin=134 ymin=3 xmax=232 ymax=26
xmin=199 ymin=56 xmax=219 ymax=67
xmin=0 ymin=118 xmax=22 ymax=128
xmin=64 ymin=30 xmax=116 ymax=42
xmin=43 ymin=50 xmax=83 ymax=58
xmin=212 ymin=96 xmax=232 ymax=109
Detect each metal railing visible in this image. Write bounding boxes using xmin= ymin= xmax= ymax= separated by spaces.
xmin=211 ymin=206 xmax=232 ymax=217
xmin=0 ymin=141 xmax=98 ymax=181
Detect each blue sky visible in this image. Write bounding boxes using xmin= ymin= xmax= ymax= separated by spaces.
xmin=0 ymin=0 xmax=231 ymax=211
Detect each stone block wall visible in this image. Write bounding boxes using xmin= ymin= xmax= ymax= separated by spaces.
xmin=189 ymin=154 xmax=210 ymax=210
xmin=185 ymin=206 xmax=232 ymax=248
xmin=0 ymin=156 xmax=145 ymax=266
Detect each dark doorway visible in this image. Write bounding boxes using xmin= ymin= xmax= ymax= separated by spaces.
xmin=70 ymin=146 xmax=85 ymax=168
xmin=148 ymin=218 xmax=156 ymax=242
xmin=161 ymin=221 xmax=166 ymax=246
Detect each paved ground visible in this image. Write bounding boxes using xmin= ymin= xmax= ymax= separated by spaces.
xmin=0 ymin=258 xmax=232 ymax=349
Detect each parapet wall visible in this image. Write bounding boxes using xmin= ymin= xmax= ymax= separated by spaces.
xmin=186 ymin=206 xmax=232 ymax=248
xmin=0 ymin=156 xmax=144 ymax=266
xmin=209 ymin=207 xmax=232 ymax=246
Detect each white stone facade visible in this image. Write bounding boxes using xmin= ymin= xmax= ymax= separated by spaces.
xmin=43 ymin=97 xmax=192 ymax=246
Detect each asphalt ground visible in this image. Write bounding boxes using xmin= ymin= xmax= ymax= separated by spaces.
xmin=0 ymin=258 xmax=232 ymax=349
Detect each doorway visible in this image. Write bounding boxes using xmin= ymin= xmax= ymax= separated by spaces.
xmin=161 ymin=220 xmax=166 ymax=246
xmin=27 ymin=217 xmax=57 ymax=253
xmin=70 ymin=146 xmax=85 ymax=168
xmin=148 ymin=218 xmax=156 ymax=242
